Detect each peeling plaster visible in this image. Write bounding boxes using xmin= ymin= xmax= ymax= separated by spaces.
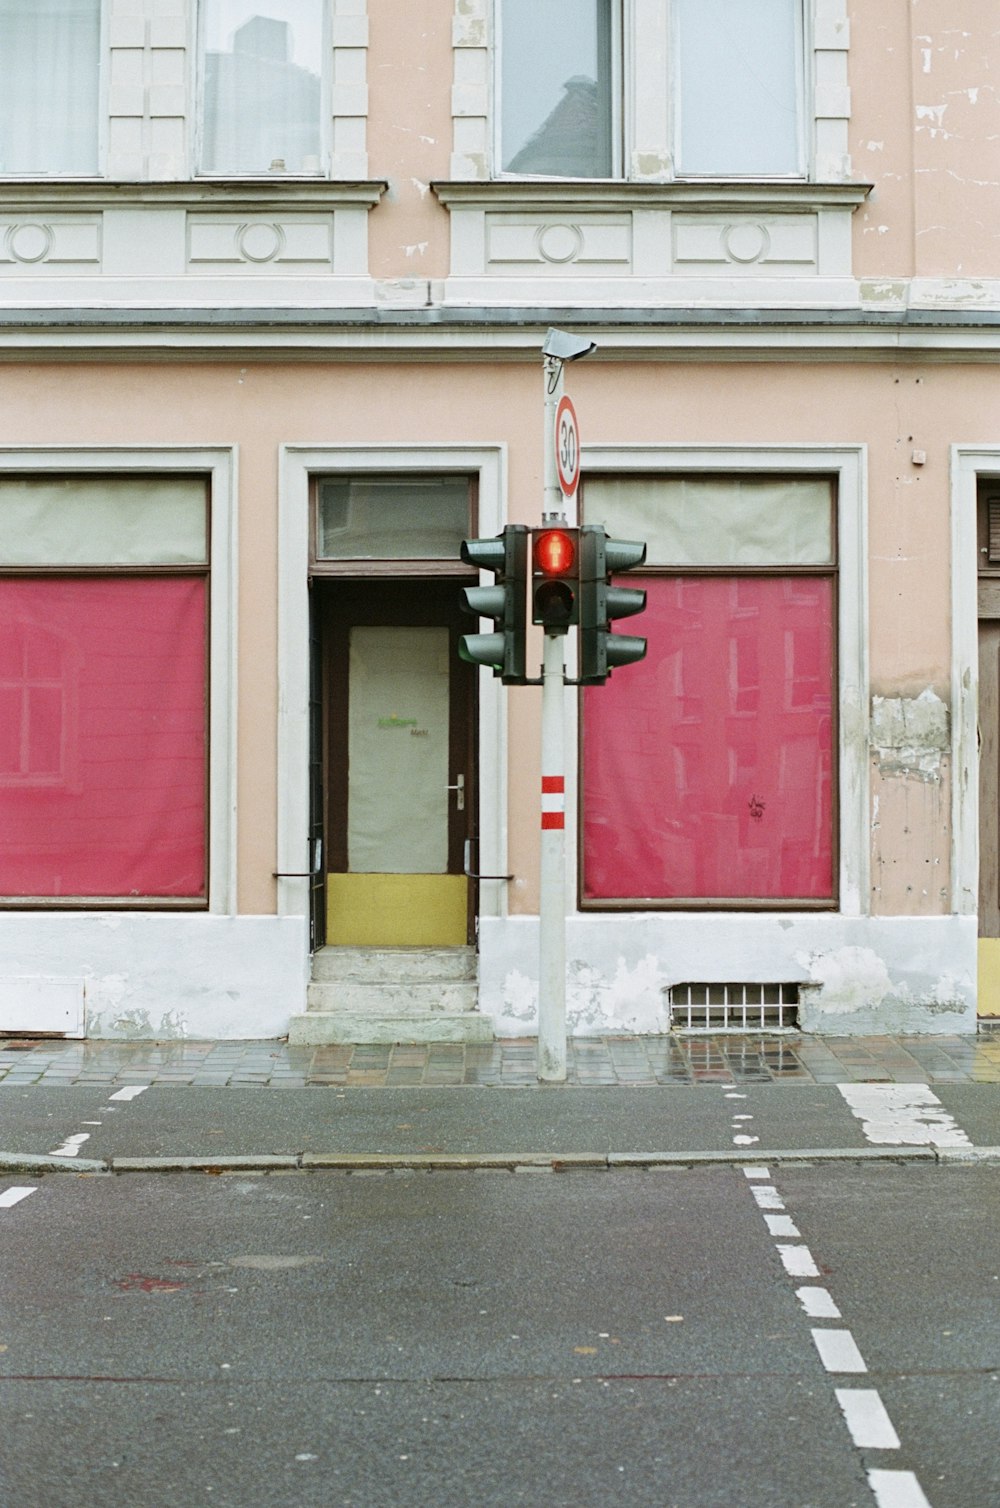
xmin=871 ymin=688 xmax=949 ymax=780
xmin=798 ymin=946 xmax=969 ymax=1032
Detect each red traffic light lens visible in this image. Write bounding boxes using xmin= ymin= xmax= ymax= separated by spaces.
xmin=534 ymin=529 xmax=575 ymax=576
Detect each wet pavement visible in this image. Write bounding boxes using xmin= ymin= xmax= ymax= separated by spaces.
xmin=1 ymin=1029 xmax=1000 ymax=1089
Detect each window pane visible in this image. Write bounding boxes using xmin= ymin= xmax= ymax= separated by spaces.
xmin=585 ymin=477 xmax=833 ymax=566
xmin=201 ymin=0 xmax=323 ymax=173
xmin=674 ymin=0 xmax=802 ymax=176
xmin=0 ymin=578 xmax=208 ymax=899
xmin=583 ymin=576 xmax=834 ymax=902
xmin=317 ymin=478 xmax=470 ymax=560
xmin=0 ymin=478 xmax=208 ymax=567
xmin=0 ymin=0 xmax=100 ymax=174
xmin=500 ymin=0 xmax=614 ymax=176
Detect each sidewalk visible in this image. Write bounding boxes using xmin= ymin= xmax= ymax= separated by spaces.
xmin=2 ymin=1029 xmax=1000 ymax=1088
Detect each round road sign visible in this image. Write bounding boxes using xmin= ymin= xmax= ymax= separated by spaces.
xmin=554 ymin=394 xmax=581 ymax=497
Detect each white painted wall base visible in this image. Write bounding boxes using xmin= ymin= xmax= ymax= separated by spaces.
xmin=0 ymin=914 xmax=309 ymax=1040
xmin=478 ymin=913 xmax=978 ymax=1038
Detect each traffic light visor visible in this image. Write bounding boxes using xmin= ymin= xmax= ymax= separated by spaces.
xmin=534 ymin=529 xmax=576 ymax=576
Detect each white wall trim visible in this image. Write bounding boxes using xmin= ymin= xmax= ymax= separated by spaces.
xmin=0 ymin=444 xmax=237 ymax=915
xmin=580 ymin=442 xmax=869 ymax=916
xmin=277 ymin=443 xmax=509 ymax=933
xmin=950 ymin=446 xmax=1000 ymax=918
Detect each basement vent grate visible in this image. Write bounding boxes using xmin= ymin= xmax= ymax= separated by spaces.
xmin=668 ymin=983 xmax=800 ymax=1033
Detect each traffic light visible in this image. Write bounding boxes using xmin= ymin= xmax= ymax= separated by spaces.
xmin=531 ymin=526 xmax=579 ymax=631
xmin=578 ymin=524 xmax=647 ymax=683
xmin=458 ymin=524 xmax=528 ymax=684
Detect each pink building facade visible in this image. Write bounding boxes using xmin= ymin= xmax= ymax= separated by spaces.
xmin=0 ymin=0 xmax=996 ymax=1041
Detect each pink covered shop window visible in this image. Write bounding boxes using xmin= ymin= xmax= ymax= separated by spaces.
xmin=583 ymin=575 xmax=834 ymax=903
xmin=0 ymin=576 xmax=207 ymax=899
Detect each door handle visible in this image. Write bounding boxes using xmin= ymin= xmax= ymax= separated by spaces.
xmin=447 ymin=773 xmax=465 ymax=811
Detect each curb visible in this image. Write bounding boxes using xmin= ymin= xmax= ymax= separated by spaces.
xmin=2 ymin=1145 xmax=994 ymax=1175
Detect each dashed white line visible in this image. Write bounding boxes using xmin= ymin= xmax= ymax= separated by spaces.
xmin=764 ymin=1214 xmax=801 ymax=1238
xmin=835 ymin=1388 xmax=901 ymax=1450
xmin=742 ymin=1166 xmax=770 ymax=1180
xmin=751 ymin=1184 xmax=785 ymax=1210
xmin=867 ymin=1469 xmax=934 ymax=1508
xmin=50 ymin=1132 xmax=90 ymax=1158
xmin=109 ymin=1085 xmax=149 ymax=1102
xmin=796 ymin=1286 xmax=841 ymax=1319
xmin=0 ymin=1186 xmax=37 ymax=1208
xmin=838 ymin=1084 xmax=971 ymax=1147
xmin=812 ymin=1327 xmax=868 ymax=1374
xmin=777 ymin=1244 xmax=820 ymax=1278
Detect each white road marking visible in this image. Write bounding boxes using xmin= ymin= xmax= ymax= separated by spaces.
xmin=0 ymin=1186 xmax=37 ymax=1208
xmin=838 ymin=1084 xmax=971 ymax=1146
xmin=812 ymin=1328 xmax=867 ymax=1373
xmin=109 ymin=1085 xmax=149 ymax=1102
xmin=835 ymin=1388 xmax=900 ymax=1449
xmin=50 ymin=1132 xmax=90 ymax=1157
xmin=732 ymin=1134 xmax=760 ymax=1145
xmin=778 ymin=1244 xmax=820 ymax=1277
xmin=751 ymin=1185 xmax=785 ymax=1210
xmin=796 ymin=1286 xmax=841 ymax=1319
xmin=742 ymin=1166 xmax=770 ymax=1179
xmin=867 ymin=1469 xmax=934 ymax=1508
xmin=764 ymin=1214 xmax=800 ymax=1238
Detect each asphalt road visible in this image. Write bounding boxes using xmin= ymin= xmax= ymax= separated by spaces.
xmin=0 ymin=1161 xmax=997 ymax=1508
xmin=0 ymin=1081 xmax=997 ymax=1162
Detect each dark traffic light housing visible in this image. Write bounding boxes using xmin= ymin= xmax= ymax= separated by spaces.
xmin=458 ymin=524 xmax=528 ymax=683
xmin=531 ymin=526 xmax=579 ymax=631
xmin=578 ymin=525 xmax=647 ymax=683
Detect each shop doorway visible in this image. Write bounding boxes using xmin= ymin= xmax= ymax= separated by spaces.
xmin=977 ymin=482 xmax=1000 ymax=1015
xmin=312 ymin=579 xmax=476 ymax=948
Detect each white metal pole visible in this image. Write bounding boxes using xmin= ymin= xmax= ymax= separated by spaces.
xmin=538 ymin=627 xmax=567 ymax=1080
xmin=538 ymin=352 xmax=568 ymax=1082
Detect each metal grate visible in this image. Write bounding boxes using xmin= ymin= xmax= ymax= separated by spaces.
xmin=668 ymin=982 xmax=799 ymax=1033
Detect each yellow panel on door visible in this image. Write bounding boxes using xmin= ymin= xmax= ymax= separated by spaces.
xmin=978 ymin=938 xmax=1000 ymax=1017
xmin=327 ymin=873 xmax=467 ymax=947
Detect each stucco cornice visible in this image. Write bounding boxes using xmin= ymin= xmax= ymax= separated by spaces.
xmin=1 ymin=305 xmax=1000 ymax=362
xmin=0 ymin=180 xmax=388 ymax=211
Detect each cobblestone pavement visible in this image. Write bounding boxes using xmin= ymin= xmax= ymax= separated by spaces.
xmin=1 ymin=1030 xmax=999 ymax=1088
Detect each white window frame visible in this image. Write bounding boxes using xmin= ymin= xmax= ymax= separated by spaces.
xmin=453 ymin=0 xmax=850 ymax=184
xmin=0 ymin=0 xmax=108 ymax=180
xmin=575 ymin=443 xmax=868 ymax=918
xmin=493 ymin=0 xmax=624 ymax=180
xmin=194 ymin=0 xmax=339 ymax=178
xmin=0 ymin=447 xmax=237 ymax=915
xmin=669 ymin=0 xmax=809 ymax=180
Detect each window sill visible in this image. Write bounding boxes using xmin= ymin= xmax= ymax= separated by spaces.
xmin=434 ymin=180 xmax=872 ymax=211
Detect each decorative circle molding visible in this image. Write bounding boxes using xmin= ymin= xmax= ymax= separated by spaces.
xmin=536 ymin=222 xmax=583 ymax=265
xmin=722 ymin=221 xmax=771 ymax=265
xmin=6 ymin=222 xmax=54 ymax=264
xmin=235 ymin=221 xmax=285 ymax=264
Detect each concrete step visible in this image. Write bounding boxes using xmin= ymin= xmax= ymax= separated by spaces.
xmin=288 ymin=1010 xmax=495 ymax=1046
xmin=305 ymin=979 xmax=479 ymax=1015
xmin=311 ymin=946 xmax=477 ymax=984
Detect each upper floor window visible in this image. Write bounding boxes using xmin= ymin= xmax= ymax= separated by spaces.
xmin=0 ymin=0 xmax=101 ymax=175
xmin=495 ymin=0 xmax=805 ymax=181
xmin=498 ymin=0 xmax=617 ymax=178
xmin=199 ymin=0 xmax=325 ymax=174
xmin=673 ymin=0 xmax=803 ymax=176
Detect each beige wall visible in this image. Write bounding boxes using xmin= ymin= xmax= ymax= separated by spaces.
xmin=851 ymin=0 xmax=1000 ymax=283
xmin=0 ymin=355 xmax=994 ymax=919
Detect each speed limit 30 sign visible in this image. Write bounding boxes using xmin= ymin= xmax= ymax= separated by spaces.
xmin=554 ymin=394 xmax=581 ymax=498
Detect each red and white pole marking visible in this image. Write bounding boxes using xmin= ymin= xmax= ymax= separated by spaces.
xmin=540 ymin=774 xmax=565 ymax=830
